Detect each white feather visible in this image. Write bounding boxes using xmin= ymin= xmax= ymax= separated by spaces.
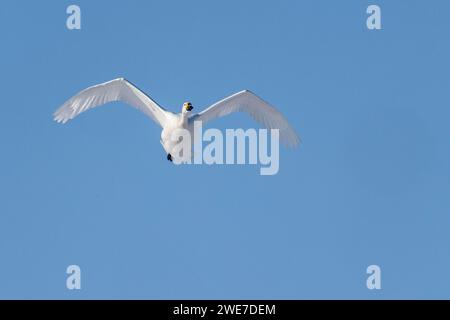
xmin=192 ymin=90 xmax=299 ymax=147
xmin=53 ymin=78 xmax=169 ymax=127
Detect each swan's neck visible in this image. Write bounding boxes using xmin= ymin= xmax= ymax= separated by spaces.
xmin=180 ymin=112 xmax=189 ymax=126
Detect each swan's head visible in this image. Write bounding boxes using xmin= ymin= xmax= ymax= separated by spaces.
xmin=182 ymin=102 xmax=193 ymax=113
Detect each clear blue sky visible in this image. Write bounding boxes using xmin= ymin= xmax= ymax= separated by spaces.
xmin=1 ymin=0 xmax=449 ymax=299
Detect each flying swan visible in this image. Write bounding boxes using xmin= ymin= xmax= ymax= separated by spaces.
xmin=53 ymin=78 xmax=299 ymax=162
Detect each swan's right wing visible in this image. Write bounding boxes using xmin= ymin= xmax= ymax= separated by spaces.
xmin=192 ymin=90 xmax=300 ymax=147
xmin=53 ymin=78 xmax=169 ymax=127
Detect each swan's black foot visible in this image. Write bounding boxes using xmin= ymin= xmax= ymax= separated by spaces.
xmin=167 ymin=154 xmax=173 ymax=162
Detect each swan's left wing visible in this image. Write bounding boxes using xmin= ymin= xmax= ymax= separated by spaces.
xmin=53 ymin=78 xmax=169 ymax=127
xmin=191 ymin=90 xmax=300 ymax=147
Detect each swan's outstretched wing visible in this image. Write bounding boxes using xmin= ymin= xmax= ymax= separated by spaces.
xmin=192 ymin=90 xmax=299 ymax=147
xmin=53 ymin=78 xmax=169 ymax=127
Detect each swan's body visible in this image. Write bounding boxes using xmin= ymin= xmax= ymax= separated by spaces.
xmin=54 ymin=78 xmax=299 ymax=161
xmin=159 ymin=107 xmax=192 ymax=160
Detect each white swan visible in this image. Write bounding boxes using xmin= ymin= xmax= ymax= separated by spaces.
xmin=53 ymin=78 xmax=299 ymax=161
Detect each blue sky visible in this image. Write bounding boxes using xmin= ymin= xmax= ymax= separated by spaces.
xmin=0 ymin=0 xmax=450 ymax=299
